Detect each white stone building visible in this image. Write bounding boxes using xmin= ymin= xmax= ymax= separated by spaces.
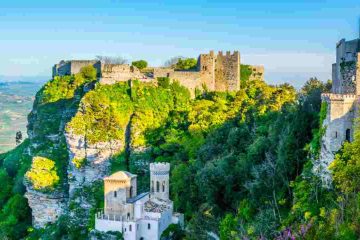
xmin=95 ymin=163 xmax=184 ymax=240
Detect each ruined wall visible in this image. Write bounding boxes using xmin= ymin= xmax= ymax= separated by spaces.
xmin=52 ymin=60 xmax=100 ymax=77
xmin=99 ymin=64 xmax=150 ymax=85
xmin=53 ymin=50 xmax=242 ymax=94
xmin=71 ymin=60 xmax=100 ymax=75
xmin=154 ymin=68 xmax=202 ymax=93
xmin=248 ymin=65 xmax=264 ymax=81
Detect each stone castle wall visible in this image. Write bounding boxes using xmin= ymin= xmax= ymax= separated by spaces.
xmin=99 ymin=64 xmax=151 ymax=85
xmin=53 ymin=60 xmax=100 ymax=77
xmin=53 ymin=50 xmax=244 ymax=94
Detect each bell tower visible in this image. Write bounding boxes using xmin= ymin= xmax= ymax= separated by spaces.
xmin=150 ymin=162 xmax=170 ymax=201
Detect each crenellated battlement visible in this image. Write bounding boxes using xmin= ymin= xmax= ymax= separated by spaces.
xmin=150 ymin=163 xmax=170 ymax=172
xmin=321 ymin=93 xmax=357 ymax=101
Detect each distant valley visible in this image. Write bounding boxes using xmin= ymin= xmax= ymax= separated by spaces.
xmin=0 ymin=80 xmax=45 ymax=153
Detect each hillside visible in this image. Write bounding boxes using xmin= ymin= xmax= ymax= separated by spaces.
xmin=1 ymin=65 xmax=357 ymax=240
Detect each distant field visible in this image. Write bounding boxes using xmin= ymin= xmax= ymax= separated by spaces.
xmin=0 ymin=80 xmax=44 ymax=153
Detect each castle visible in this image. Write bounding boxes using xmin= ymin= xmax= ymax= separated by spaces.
xmin=95 ymin=163 xmax=183 ymax=240
xmin=53 ymin=51 xmax=264 ymax=94
xmin=318 ymin=37 xmax=360 ymax=184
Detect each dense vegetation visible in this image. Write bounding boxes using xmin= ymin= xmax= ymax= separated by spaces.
xmin=1 ymin=64 xmax=359 ymax=240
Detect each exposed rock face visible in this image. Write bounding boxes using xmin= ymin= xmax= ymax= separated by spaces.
xmin=313 ymin=110 xmax=335 ymax=186
xmin=66 ymin=131 xmax=123 ymax=196
xmin=25 ymin=188 xmax=67 ymax=228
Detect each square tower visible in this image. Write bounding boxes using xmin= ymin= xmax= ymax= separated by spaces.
xmin=198 ymin=51 xmax=216 ymax=91
xmin=215 ymin=51 xmax=240 ymax=91
xmin=332 ymin=38 xmax=360 ymax=94
xmin=103 ymin=171 xmax=137 ymax=215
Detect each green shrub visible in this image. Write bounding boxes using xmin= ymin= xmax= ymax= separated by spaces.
xmin=175 ymin=58 xmax=197 ymax=70
xmin=72 ymin=158 xmax=87 ymax=169
xmin=25 ymin=156 xmax=60 ymax=191
xmin=131 ymin=60 xmax=148 ymax=70
xmin=80 ymin=65 xmax=97 ymax=80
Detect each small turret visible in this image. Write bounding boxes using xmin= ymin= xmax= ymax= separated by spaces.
xmin=150 ymin=162 xmax=170 ymax=201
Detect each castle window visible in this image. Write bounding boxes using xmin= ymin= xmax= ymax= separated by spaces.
xmin=127 ymin=213 xmax=130 ymax=220
xmin=114 ymin=191 xmax=117 ymax=198
xmin=335 ymin=131 xmax=338 ymax=138
xmin=129 ymin=224 xmax=132 ymax=231
xmin=156 ymin=181 xmax=160 ymax=192
xmin=148 ymin=223 xmax=151 ymax=230
xmin=346 ymin=129 xmax=351 ymax=142
xmin=162 ymin=181 xmax=165 ymax=192
xmin=130 ymin=186 xmax=133 ymax=197
xmin=151 ymin=181 xmax=154 ymax=193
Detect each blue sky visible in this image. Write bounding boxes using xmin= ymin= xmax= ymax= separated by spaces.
xmin=0 ymin=0 xmax=359 ymax=87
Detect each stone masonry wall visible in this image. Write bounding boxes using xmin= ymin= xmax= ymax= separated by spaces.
xmin=248 ymin=65 xmax=264 ymax=81
xmin=316 ymin=93 xmax=357 ymax=185
xmin=99 ymin=64 xmax=150 ymax=85
xmin=198 ymin=51 xmax=216 ymax=91
xmin=215 ymin=51 xmax=240 ymax=91
xmin=356 ymin=54 xmax=360 ymax=95
xmin=340 ymin=61 xmax=357 ymax=94
xmin=53 ymin=50 xmax=242 ymax=94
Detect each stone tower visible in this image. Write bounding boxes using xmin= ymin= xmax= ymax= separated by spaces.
xmin=215 ymin=51 xmax=241 ymax=91
xmin=197 ymin=50 xmax=241 ymax=92
xmin=198 ymin=51 xmax=216 ymax=91
xmin=103 ymin=171 xmax=137 ymax=215
xmin=318 ymin=37 xmax=360 ymax=185
xmin=150 ymin=162 xmax=170 ymax=201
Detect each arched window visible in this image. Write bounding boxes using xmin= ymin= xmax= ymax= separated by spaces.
xmin=162 ymin=181 xmax=165 ymax=192
xmin=114 ymin=191 xmax=117 ymax=198
xmin=335 ymin=131 xmax=338 ymax=138
xmin=127 ymin=213 xmax=130 ymax=220
xmin=346 ymin=129 xmax=351 ymax=142
xmin=151 ymin=181 xmax=154 ymax=193
xmin=129 ymin=224 xmax=132 ymax=231
xmin=148 ymin=223 xmax=151 ymax=229
xmin=130 ymin=186 xmax=133 ymax=197
xmin=156 ymin=181 xmax=160 ymax=192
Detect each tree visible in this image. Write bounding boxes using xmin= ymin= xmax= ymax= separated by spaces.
xmin=80 ymin=65 xmax=97 ymax=80
xmin=164 ymin=56 xmax=184 ymax=68
xmin=175 ymin=58 xmax=197 ymax=70
xmin=131 ymin=60 xmax=148 ymax=70
xmin=95 ymin=55 xmax=128 ymax=64
xmin=15 ymin=131 xmax=22 ymax=145
xmin=25 ymin=156 xmax=60 ymax=191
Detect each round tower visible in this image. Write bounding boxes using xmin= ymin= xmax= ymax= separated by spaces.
xmin=150 ymin=162 xmax=170 ymax=201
